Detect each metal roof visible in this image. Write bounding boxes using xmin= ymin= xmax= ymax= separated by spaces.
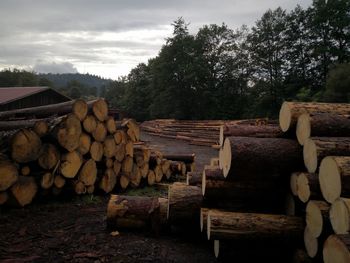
xmin=0 ymin=87 xmax=50 ymax=105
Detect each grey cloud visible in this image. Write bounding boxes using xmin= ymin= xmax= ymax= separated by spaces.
xmin=33 ymin=62 xmax=78 ymax=74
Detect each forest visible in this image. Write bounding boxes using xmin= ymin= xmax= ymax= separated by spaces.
xmin=1 ymin=0 xmax=349 ymax=121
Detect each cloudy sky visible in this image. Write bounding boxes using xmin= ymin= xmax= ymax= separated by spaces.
xmin=0 ymin=0 xmax=312 ymax=80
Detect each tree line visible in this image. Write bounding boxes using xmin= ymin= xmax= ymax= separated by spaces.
xmin=106 ymin=0 xmax=350 ymax=121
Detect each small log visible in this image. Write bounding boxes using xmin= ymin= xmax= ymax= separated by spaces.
xmin=210 ymin=158 xmax=219 ymax=167
xmin=33 ymin=120 xmax=48 ymax=137
xmin=279 ymin=101 xmax=350 ymax=132
xmin=296 ymin=113 xmax=350 ymax=146
xmin=78 ymin=159 xmax=97 ymax=186
xmin=292 ymin=249 xmax=313 ymax=263
xmin=103 ymin=136 xmax=116 ymax=158
xmin=167 ymin=183 xmax=202 ymax=225
xmin=122 ymin=119 xmax=140 ymax=142
xmin=113 ymin=160 xmax=121 ymax=176
xmin=83 ymin=115 xmax=97 ymax=133
xmin=186 ymin=172 xmax=202 ymax=186
xmin=161 ymin=160 xmax=171 ymax=174
xmin=154 ymin=165 xmax=163 ymax=183
xmin=11 ymin=129 xmax=42 ymax=163
xmin=125 ymin=141 xmax=134 ymax=157
xmin=129 ymin=164 xmax=141 ymax=188
xmin=92 ymin=99 xmax=108 ymax=122
xmin=163 ymin=153 xmax=195 ymax=163
xmin=54 ymin=175 xmax=66 ymax=188
xmin=115 ymin=143 xmax=126 ymax=162
xmin=329 ymin=198 xmax=350 ymax=234
xmin=77 ymin=132 xmax=91 ymax=155
xmin=303 ymin=137 xmax=350 ymax=173
xmin=147 ymin=170 xmax=156 ymax=186
xmin=304 ymin=226 xmax=318 ymax=258
xmin=9 ymin=176 xmax=37 ymax=207
xmin=73 ymin=180 xmax=86 ymax=194
xmin=319 ymin=156 xmax=350 ymax=203
xmin=220 ymin=137 xmax=303 ymax=179
xmin=90 ymin=141 xmax=103 ymax=162
xmin=99 ymin=168 xmax=117 ymax=193
xmin=86 ymin=184 xmax=95 ymax=194
xmin=323 ymin=234 xmax=350 ymax=263
xmin=122 ymin=156 xmax=133 ymax=174
xmin=207 ymin=209 xmax=303 ymax=241
xmin=0 ymin=160 xmax=18 ymax=191
xmin=38 ymin=144 xmax=60 ymax=170
xmin=305 ymin=200 xmax=330 ymax=238
xmin=296 ymin=172 xmax=321 ymax=203
xmin=106 ymin=116 xmax=117 ymax=134
xmin=140 ymin=163 xmax=149 ymax=179
xmin=92 ymin=122 xmax=107 ymax=142
xmin=60 ymin=151 xmax=83 ymax=178
xmin=40 ymin=172 xmax=54 ymax=189
xmin=72 ymin=98 xmax=88 ymax=121
xmin=113 ymin=130 xmax=127 ymax=145
xmin=54 ymin=114 xmax=82 ymax=152
xmin=105 ymin=158 xmax=114 ymax=168
xmin=106 ymin=195 xmax=160 ymax=229
xmin=119 ymin=174 xmax=129 ymax=189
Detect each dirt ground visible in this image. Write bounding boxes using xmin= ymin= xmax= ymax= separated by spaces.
xmin=0 ymin=133 xmax=219 ymax=263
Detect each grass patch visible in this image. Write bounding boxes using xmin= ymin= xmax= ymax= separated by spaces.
xmin=124 ymin=186 xmax=168 ymax=198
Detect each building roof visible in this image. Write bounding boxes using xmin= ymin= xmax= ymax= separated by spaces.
xmin=0 ymin=87 xmax=51 ymax=105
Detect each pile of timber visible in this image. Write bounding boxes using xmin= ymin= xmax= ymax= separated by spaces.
xmin=0 ymin=99 xmax=195 ymax=207
xmin=108 ymin=101 xmax=350 ymax=262
xmin=141 ymin=118 xmax=277 ymax=147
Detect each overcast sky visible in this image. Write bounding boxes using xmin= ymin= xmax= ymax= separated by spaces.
xmin=0 ymin=0 xmax=312 ymax=80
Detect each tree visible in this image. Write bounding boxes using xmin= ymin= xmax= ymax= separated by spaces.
xmin=323 ymin=63 xmax=350 ymax=102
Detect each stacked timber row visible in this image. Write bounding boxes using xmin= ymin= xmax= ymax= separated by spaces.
xmin=141 ymin=118 xmax=275 ymax=147
xmin=0 ymin=99 xmax=195 ymax=207
xmin=280 ymin=101 xmax=350 ymax=262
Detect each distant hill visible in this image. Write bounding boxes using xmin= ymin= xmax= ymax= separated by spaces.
xmin=39 ymin=73 xmax=113 ymax=88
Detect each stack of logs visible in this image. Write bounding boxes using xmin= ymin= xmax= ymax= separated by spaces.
xmin=141 ymin=118 xmax=275 ymax=147
xmin=0 ymin=99 xmax=195 ymax=207
xmin=107 ymin=101 xmax=350 ymax=263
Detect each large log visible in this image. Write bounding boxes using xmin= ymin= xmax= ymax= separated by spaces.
xmin=11 ymin=129 xmax=42 ymax=163
xmin=9 ymin=176 xmax=37 ymax=207
xmin=329 ymin=198 xmax=350 ymax=234
xmin=92 ymin=99 xmax=108 ymax=122
xmin=54 ymin=114 xmax=82 ymax=152
xmin=303 ymin=138 xmax=350 ymax=173
xmin=78 ymin=159 xmax=97 ymax=186
xmin=323 ymin=234 xmax=350 ymax=263
xmin=319 ymin=156 xmax=350 ymax=203
xmin=167 ymin=183 xmax=202 ymax=225
xmin=60 ymin=151 xmax=83 ymax=178
xmin=207 ymin=210 xmax=303 ymax=241
xmin=0 ymin=160 xmax=18 ymax=191
xmin=296 ymin=113 xmax=350 ymax=145
xmin=279 ymin=101 xmax=350 ymax=132
xmin=106 ymin=195 xmax=160 ymax=229
xmin=220 ymin=136 xmax=303 ymax=179
xmin=296 ymin=172 xmax=321 ymax=203
xmin=305 ymin=200 xmax=330 ymax=238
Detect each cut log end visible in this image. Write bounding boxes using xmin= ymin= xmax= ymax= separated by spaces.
xmin=219 ymin=125 xmax=224 ymax=147
xmin=201 ymin=171 xmax=206 ymax=196
xmin=296 ymin=113 xmax=310 ymax=145
xmin=220 ymin=138 xmax=231 ymax=178
xmin=303 ymin=139 xmax=317 ymax=173
xmin=72 ymin=99 xmax=88 ymax=121
xmin=290 ymin=173 xmax=299 ymax=196
xmin=304 ymin=227 xmax=318 ymax=258
xmin=92 ymin=99 xmax=108 ymax=122
xmin=10 ymin=176 xmax=38 ymax=207
xmin=297 ymin=173 xmax=311 ymax=203
xmin=305 ymin=201 xmax=324 ymax=238
xmin=214 ymin=240 xmax=220 ymax=259
xmin=279 ymin=101 xmax=292 ymax=132
xmin=330 ymin=198 xmax=350 ymax=234
xmin=323 ymin=235 xmax=350 ymax=263
xmin=319 ymin=156 xmax=342 ymax=204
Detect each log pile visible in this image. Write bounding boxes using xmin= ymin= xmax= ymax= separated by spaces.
xmin=108 ymin=101 xmax=350 ymax=262
xmin=0 ymin=99 xmax=195 ymax=207
xmin=141 ymin=118 xmax=276 ymax=147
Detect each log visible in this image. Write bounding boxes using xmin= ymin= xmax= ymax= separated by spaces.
xmin=90 ymin=141 xmax=103 ymax=162
xmin=296 ymin=113 xmax=350 ymax=145
xmin=319 ymin=156 xmax=350 ymax=203
xmin=147 ymin=170 xmax=156 ymax=186
xmin=200 ymin=208 xmax=209 ymax=232
xmin=296 ymin=172 xmax=321 ymax=203
xmin=220 ymin=137 xmax=303 ymax=179
xmin=154 ymin=165 xmax=163 ymax=183
xmin=122 ymin=119 xmax=140 ymax=142
xmin=83 ymin=115 xmax=97 ymax=133
xmin=186 ymin=172 xmax=202 ymax=186
xmin=92 ymin=122 xmax=107 ymax=142
xmin=210 ymin=158 xmax=219 ymax=167
xmin=290 ymin=172 xmax=299 ymax=196
xmin=163 ymin=153 xmax=195 ymax=163
xmin=106 ymin=116 xmax=117 ymax=134
xmin=103 ymin=136 xmax=116 ymax=158
xmin=323 ymin=234 xmax=350 ymax=263
xmin=140 ymin=163 xmax=149 ymax=179
xmin=207 ymin=209 xmax=303 ymax=241
xmin=40 ymin=172 xmax=54 ymax=189
xmin=121 ymin=156 xmax=133 ymax=174
xmin=106 ymin=195 xmax=160 ymax=229
xmin=38 ymin=144 xmax=60 ymax=170
xmin=158 ymin=197 xmax=168 ymax=225
xmin=0 ymin=118 xmax=47 ymax=131
xmin=11 ymin=129 xmax=42 ymax=163
xmin=304 ymin=226 xmax=318 ymax=258
xmin=86 ymin=184 xmax=94 ymax=194
xmin=113 ymin=160 xmax=121 ymax=176
xmin=54 ymin=114 xmax=82 ymax=152
xmin=105 ymin=158 xmax=114 ymax=168
xmin=77 ymin=132 xmax=91 ymax=155
xmin=92 ymin=99 xmax=108 ymax=122
xmin=78 ymin=159 xmax=97 ymax=186
xmin=115 ymin=143 xmax=126 ymax=162
xmin=125 ymin=141 xmax=134 ymax=157
xmin=129 ymin=164 xmax=141 ymax=188
xmin=72 ymin=99 xmax=88 ymax=121
xmin=167 ymin=183 xmax=202 ymax=225
xmin=21 ymin=166 xmax=30 ymax=176
xmin=73 ymin=180 xmax=86 ymax=194
xmin=33 ymin=120 xmax=48 ymax=137
xmin=60 ymin=151 xmax=83 ymax=178
xmin=0 ymin=160 xmax=18 ymax=191
xmin=305 ymin=200 xmax=330 ymax=238
xmin=9 ymin=176 xmax=37 ymax=207
xmin=279 ymin=101 xmax=350 ymax=132
xmin=0 ymin=191 xmax=8 ymax=205
xmin=113 ymin=130 xmax=127 ymax=145
xmin=99 ymin=168 xmax=117 ymax=193
xmin=303 ymin=137 xmax=350 ymax=173
xmin=54 ymin=175 xmax=66 ymax=188
xmin=119 ymin=174 xmax=129 ymax=189
xmin=292 ymin=249 xmax=313 ymax=263
xmin=329 ymin=198 xmax=350 ymax=234
xmin=219 ymin=124 xmax=285 ymax=147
